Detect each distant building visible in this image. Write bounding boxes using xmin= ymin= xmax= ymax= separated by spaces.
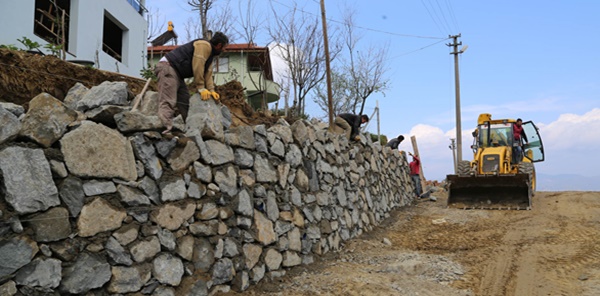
xmin=0 ymin=0 xmax=148 ymax=78
xmin=147 ymin=43 xmax=280 ymax=110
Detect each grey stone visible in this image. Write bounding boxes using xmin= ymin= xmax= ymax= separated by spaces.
xmin=214 ymin=165 xmax=238 ymax=197
xmin=59 ymin=252 xmax=111 ymax=294
xmin=193 ymin=161 xmax=213 ymax=183
xmin=187 ymin=180 xmax=206 ymax=199
xmin=108 ymin=264 xmax=151 ymax=294
xmin=186 ymin=94 xmax=225 ymax=141
xmin=212 ymin=258 xmax=234 ymax=285
xmin=233 ymin=189 xmax=253 ymax=217
xmin=138 ymin=176 xmax=161 ymax=204
xmin=19 ymin=92 xmax=77 ymax=147
xmin=83 ymin=179 xmax=117 ymax=196
xmin=254 ymin=154 xmax=277 ymax=183
xmin=154 ymin=137 xmax=177 ymax=158
xmin=167 ymin=139 xmax=200 ymax=172
xmin=49 ymin=159 xmax=68 ymax=178
xmin=84 ymin=105 xmax=129 ymax=127
xmin=75 ymin=81 xmax=129 ymax=112
xmin=0 ymin=107 xmax=21 ymax=145
xmin=0 ymin=102 xmax=25 ymax=117
xmin=234 ymin=148 xmax=254 ymax=168
xmin=153 ymin=253 xmax=184 ymax=285
xmin=192 ymin=238 xmax=214 ymax=272
xmin=0 ymin=146 xmax=59 ymax=214
xmin=61 ymin=121 xmax=137 ymax=181
xmin=130 ymin=236 xmax=161 ymax=263
xmin=106 ymin=237 xmax=133 ymax=266
xmin=158 ymin=228 xmax=176 ymax=251
xmin=266 ymin=192 xmax=279 ymax=222
xmin=29 ymin=207 xmax=71 ymax=242
xmin=117 ymin=184 xmax=151 ymax=206
xmin=14 ymin=258 xmax=62 ymax=289
xmin=0 ymin=236 xmax=38 ymax=280
xmin=175 ymin=235 xmax=194 ymax=261
xmin=159 ymin=176 xmax=186 ymax=202
xmin=115 ymin=111 xmax=164 ymax=132
xmin=130 ymin=133 xmax=163 ymax=179
xmin=63 ymin=82 xmax=89 ymax=110
xmin=201 ymin=139 xmax=234 ymax=165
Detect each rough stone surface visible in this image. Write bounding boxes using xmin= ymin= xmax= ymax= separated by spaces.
xmin=19 ymin=92 xmax=77 ymax=147
xmin=29 ymin=207 xmax=71 ymax=242
xmin=61 ymin=121 xmax=137 ymax=181
xmin=0 ymin=146 xmax=59 ymax=214
xmin=14 ymin=258 xmax=62 ymax=289
xmin=59 ymin=252 xmax=111 ymax=294
xmin=0 ymin=236 xmax=39 ymax=280
xmin=77 ymin=197 xmax=127 ymax=237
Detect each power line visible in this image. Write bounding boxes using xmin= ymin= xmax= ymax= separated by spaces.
xmin=271 ymin=0 xmax=445 ymax=40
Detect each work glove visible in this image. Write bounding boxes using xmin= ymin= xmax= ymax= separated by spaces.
xmin=210 ymin=91 xmax=220 ymax=101
xmin=354 ymin=135 xmax=361 ymax=141
xmin=199 ymin=88 xmax=211 ymax=101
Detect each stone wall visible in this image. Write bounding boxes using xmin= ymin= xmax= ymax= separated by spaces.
xmin=0 ymin=81 xmax=415 ymax=295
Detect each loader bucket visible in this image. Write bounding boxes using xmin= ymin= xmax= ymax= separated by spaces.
xmin=446 ymin=174 xmax=532 ymax=210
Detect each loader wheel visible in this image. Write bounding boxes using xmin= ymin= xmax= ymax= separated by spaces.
xmin=518 ymin=162 xmax=536 ymax=195
xmin=457 ymin=160 xmax=471 ymax=176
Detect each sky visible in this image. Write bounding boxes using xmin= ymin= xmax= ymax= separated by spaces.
xmin=145 ymin=0 xmax=600 ymax=190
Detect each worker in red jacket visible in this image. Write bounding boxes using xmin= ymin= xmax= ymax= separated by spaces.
xmin=408 ymin=152 xmax=422 ymax=198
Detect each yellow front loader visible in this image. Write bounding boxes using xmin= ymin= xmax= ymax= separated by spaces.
xmin=447 ymin=113 xmax=545 ymax=210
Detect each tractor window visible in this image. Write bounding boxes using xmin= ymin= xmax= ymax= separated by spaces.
xmin=479 ymin=123 xmax=513 ymax=148
xmin=522 ymin=121 xmax=544 ymax=162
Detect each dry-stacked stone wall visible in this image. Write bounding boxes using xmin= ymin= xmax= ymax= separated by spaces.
xmin=0 ymin=81 xmax=415 ymax=295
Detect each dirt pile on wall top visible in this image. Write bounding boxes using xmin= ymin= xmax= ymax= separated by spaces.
xmin=0 ymin=48 xmax=149 ymax=106
xmin=0 ymin=48 xmax=281 ymax=127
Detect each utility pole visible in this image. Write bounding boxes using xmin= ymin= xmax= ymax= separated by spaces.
xmin=449 ymin=138 xmax=457 ymax=174
xmin=376 ymin=100 xmax=380 ymax=143
xmin=320 ymin=0 xmax=334 ymax=129
xmin=447 ymin=34 xmax=466 ymax=162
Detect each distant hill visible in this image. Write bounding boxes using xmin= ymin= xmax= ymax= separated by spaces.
xmin=537 ymin=174 xmax=600 ymax=191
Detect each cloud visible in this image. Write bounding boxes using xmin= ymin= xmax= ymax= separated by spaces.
xmin=539 ymin=108 xmax=600 ymax=150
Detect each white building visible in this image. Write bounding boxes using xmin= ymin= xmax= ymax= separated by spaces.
xmin=0 ymin=0 xmax=148 ymax=78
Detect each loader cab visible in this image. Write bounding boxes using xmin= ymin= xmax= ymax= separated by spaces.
xmin=474 ymin=121 xmax=545 ymax=162
xmin=521 ymin=121 xmax=544 ymax=162
xmin=477 ymin=123 xmax=514 ymax=148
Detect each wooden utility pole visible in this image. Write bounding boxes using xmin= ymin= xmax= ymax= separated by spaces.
xmin=447 ymin=34 xmax=465 ymax=162
xmin=320 ymin=0 xmax=334 ymax=129
xmin=376 ymin=100 xmax=380 ymax=143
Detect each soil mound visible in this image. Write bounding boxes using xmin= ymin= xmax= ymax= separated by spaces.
xmin=0 ymin=48 xmax=282 ymax=127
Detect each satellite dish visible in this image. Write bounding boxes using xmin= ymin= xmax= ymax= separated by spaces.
xmin=460 ymin=45 xmax=469 ymax=53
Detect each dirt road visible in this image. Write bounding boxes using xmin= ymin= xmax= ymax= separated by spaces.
xmin=227 ymin=190 xmax=600 ymax=296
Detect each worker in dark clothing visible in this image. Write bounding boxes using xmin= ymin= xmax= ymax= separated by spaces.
xmin=154 ymin=32 xmax=229 ymax=134
xmin=334 ymin=113 xmax=369 ymax=141
xmin=385 ymin=135 xmax=405 ymax=150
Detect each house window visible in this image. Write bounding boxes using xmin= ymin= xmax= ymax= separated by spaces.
xmin=248 ymin=54 xmax=263 ymax=72
xmin=214 ymin=57 xmax=229 ymax=73
xmin=103 ymin=12 xmax=124 ymax=62
xmin=33 ymin=0 xmax=70 ymax=51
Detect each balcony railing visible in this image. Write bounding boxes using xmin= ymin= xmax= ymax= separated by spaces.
xmin=126 ymin=0 xmax=148 ymax=15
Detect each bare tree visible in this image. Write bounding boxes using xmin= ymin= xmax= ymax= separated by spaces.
xmin=186 ymin=0 xmax=238 ymax=42
xmin=268 ymin=2 xmax=340 ymax=116
xmin=187 ymin=0 xmax=212 ymax=39
xmin=233 ymin=1 xmax=269 ymax=110
xmin=341 ymin=8 xmax=390 ymax=115
xmin=313 ymin=70 xmax=353 ymax=118
xmin=146 ymin=7 xmax=166 ymax=44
